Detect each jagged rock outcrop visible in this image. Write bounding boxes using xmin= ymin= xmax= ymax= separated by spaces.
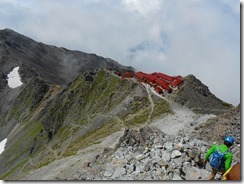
xmin=168 ymin=75 xmax=233 ymax=115
xmin=190 ymin=104 xmax=240 ymax=162
xmin=67 ymin=122 xmax=240 ymax=180
xmin=66 ymin=127 xmax=212 ymax=180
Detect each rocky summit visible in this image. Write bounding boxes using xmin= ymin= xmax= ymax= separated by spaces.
xmin=0 ymin=29 xmax=240 ymax=181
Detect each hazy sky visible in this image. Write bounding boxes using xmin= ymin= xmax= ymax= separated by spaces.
xmin=0 ymin=0 xmax=240 ymax=105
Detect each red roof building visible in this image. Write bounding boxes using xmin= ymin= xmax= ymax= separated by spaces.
xmin=152 ymin=72 xmax=174 ymax=82
xmin=155 ymin=86 xmax=163 ymax=94
xmin=155 ymin=78 xmax=171 ymax=92
xmin=122 ymin=72 xmax=133 ymax=78
xmin=143 ymin=74 xmax=157 ymax=83
xmin=170 ymin=76 xmax=183 ymax=87
xmin=135 ymin=72 xmax=145 ymax=80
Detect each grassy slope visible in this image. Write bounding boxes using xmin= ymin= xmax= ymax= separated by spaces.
xmin=0 ymin=78 xmax=49 ymax=179
xmin=0 ymin=70 xmax=172 ymax=179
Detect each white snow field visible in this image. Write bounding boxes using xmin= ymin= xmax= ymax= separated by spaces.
xmin=7 ymin=67 xmax=23 ymax=88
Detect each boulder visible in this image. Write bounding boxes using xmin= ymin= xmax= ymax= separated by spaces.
xmin=171 ymin=150 xmax=182 ymax=159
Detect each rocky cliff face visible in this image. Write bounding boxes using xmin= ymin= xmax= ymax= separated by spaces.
xmin=168 ymin=75 xmax=233 ymax=115
xmin=0 ymin=29 xmax=240 ymax=180
xmin=189 ymin=104 xmax=240 ymax=161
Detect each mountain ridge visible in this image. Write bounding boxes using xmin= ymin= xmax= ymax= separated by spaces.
xmin=0 ymin=29 xmax=239 ymax=180
xmin=0 ymin=28 xmax=134 ymax=85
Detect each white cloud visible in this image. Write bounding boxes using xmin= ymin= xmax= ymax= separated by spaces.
xmin=122 ymin=0 xmax=163 ymax=16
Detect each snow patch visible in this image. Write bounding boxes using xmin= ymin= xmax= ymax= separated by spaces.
xmin=7 ymin=67 xmax=23 ymax=88
xmin=0 ymin=138 xmax=7 ymax=155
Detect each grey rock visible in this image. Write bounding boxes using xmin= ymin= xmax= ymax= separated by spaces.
xmin=200 ymin=146 xmax=207 ymax=153
xmin=154 ymin=145 xmax=163 ymax=149
xmin=182 ymin=165 xmax=202 ymax=180
xmin=124 ymin=154 xmax=133 ymax=163
xmin=134 ymin=164 xmax=144 ymax=174
xmin=187 ymin=150 xmax=197 ymax=159
xmin=143 ymin=160 xmax=152 ymax=172
xmin=166 ymin=166 xmax=174 ymax=174
xmin=126 ymin=163 xmax=135 ymax=174
xmin=111 ymin=167 xmax=126 ymax=179
xmin=171 ymin=150 xmax=182 ymax=159
xmin=143 ymin=147 xmax=150 ymax=154
xmin=188 ymin=141 xmax=196 ymax=148
xmin=162 ymin=151 xmax=171 ymax=162
xmin=155 ymin=148 xmax=162 ymax=158
xmin=164 ymin=142 xmax=173 ymax=151
xmin=162 ymin=174 xmax=170 ymax=180
xmin=72 ymin=171 xmax=82 ymax=180
xmin=103 ymin=168 xmax=115 ymax=177
xmin=172 ymin=173 xmax=183 ymax=180
xmin=168 ymin=172 xmax=173 ymax=180
xmin=174 ymin=142 xmax=183 ymax=151
xmin=172 ymin=157 xmax=183 ymax=168
xmin=135 ymin=154 xmax=146 ymax=161
xmin=205 ymin=162 xmax=212 ymax=172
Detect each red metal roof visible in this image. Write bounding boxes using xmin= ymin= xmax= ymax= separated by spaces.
xmin=143 ymin=74 xmax=157 ymax=82
xmin=155 ymin=78 xmax=171 ymax=91
xmin=155 ymin=86 xmax=163 ymax=94
xmin=171 ymin=78 xmax=183 ymax=87
xmin=122 ymin=72 xmax=133 ymax=78
xmin=152 ymin=72 xmax=174 ymax=82
xmin=135 ymin=72 xmax=144 ymax=80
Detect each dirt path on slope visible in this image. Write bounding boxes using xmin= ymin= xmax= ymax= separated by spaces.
xmin=151 ymin=102 xmax=196 ymax=135
xmin=150 ymin=102 xmax=216 ymax=136
xmin=145 ymin=84 xmax=155 ymax=123
xmin=22 ymin=129 xmax=125 ymax=180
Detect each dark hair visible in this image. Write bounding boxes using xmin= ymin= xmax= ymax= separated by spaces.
xmin=224 ymin=141 xmax=232 ymax=147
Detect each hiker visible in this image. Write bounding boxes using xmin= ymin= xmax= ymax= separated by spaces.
xmin=203 ymin=136 xmax=234 ymax=180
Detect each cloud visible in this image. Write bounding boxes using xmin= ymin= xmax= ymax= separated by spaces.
xmin=0 ymin=0 xmax=240 ymax=105
xmin=122 ymin=0 xmax=163 ymax=16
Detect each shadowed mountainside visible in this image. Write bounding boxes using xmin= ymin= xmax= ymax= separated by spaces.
xmin=0 ymin=28 xmax=133 ymax=86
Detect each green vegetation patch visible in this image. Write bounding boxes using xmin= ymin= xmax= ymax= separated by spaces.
xmin=151 ymin=97 xmax=172 ymax=119
xmin=63 ymin=118 xmax=121 ymax=157
xmin=7 ymin=78 xmax=49 ymax=122
xmin=0 ymin=158 xmax=28 ymax=180
xmin=1 ymin=120 xmax=44 ymax=172
xmin=129 ymin=112 xmax=149 ymax=127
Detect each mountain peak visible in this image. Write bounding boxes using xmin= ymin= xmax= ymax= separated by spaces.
xmin=0 ymin=28 xmax=22 ymax=37
xmin=0 ymin=29 xmax=132 ymax=85
xmin=0 ymin=28 xmax=14 ymax=33
xmin=169 ymin=74 xmax=233 ymax=114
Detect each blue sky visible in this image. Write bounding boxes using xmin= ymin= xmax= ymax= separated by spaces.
xmin=0 ymin=0 xmax=240 ymax=105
